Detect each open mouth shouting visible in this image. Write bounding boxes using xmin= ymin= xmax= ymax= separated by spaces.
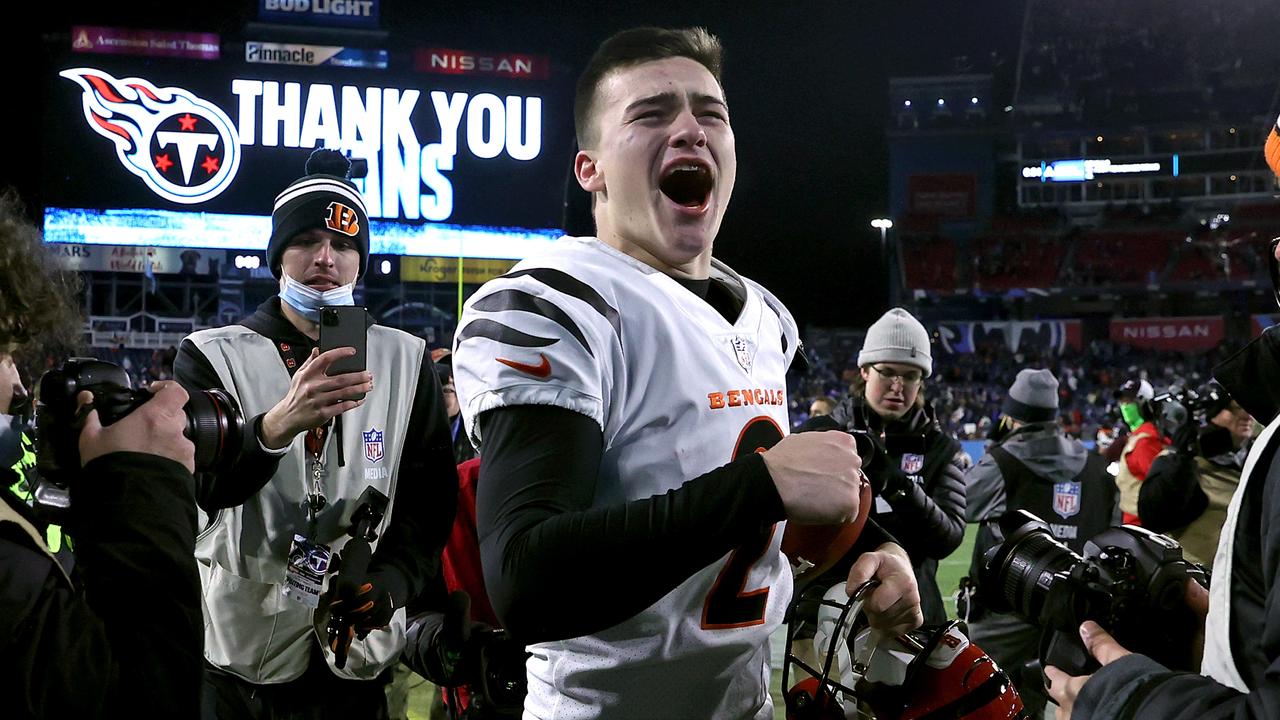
xmin=659 ymin=158 xmax=714 ymax=215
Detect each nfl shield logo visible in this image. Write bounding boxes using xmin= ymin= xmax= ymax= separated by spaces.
xmin=363 ymin=428 xmax=384 ymax=463
xmin=731 ymin=336 xmax=755 ymax=373
xmin=900 ymin=453 xmax=924 ymax=474
xmin=1053 ymin=481 xmax=1081 ymax=519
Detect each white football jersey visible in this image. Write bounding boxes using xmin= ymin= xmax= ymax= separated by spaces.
xmin=453 ymin=237 xmax=799 ymax=720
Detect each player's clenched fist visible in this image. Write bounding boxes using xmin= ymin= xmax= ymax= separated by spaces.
xmin=762 ymin=431 xmax=863 ymax=524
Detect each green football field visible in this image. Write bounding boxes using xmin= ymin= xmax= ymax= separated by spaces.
xmin=404 ymin=525 xmax=981 ymax=720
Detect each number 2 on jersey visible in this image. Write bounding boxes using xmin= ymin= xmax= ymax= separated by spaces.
xmin=701 ymin=416 xmax=784 ymax=630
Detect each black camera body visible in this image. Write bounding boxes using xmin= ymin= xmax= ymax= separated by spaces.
xmin=34 ymin=358 xmax=245 ymax=491
xmin=839 ymin=401 xmax=883 ymax=467
xmin=1152 ymin=384 xmax=1227 ymax=435
xmin=462 ymin=627 xmax=529 ymax=719
xmin=980 ymin=510 xmax=1206 ymax=675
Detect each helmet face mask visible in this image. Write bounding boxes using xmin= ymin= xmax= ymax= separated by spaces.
xmin=782 ymin=581 xmax=1028 ymax=720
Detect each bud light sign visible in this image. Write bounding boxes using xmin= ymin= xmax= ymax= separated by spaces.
xmin=259 ymin=0 xmax=379 ymax=29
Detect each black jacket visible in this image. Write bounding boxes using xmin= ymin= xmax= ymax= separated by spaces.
xmin=811 ymin=397 xmax=967 ymax=625
xmin=175 ymin=296 xmax=458 ymax=615
xmin=1073 ymin=325 xmax=1280 ymax=719
xmin=0 ymin=453 xmax=202 ymax=719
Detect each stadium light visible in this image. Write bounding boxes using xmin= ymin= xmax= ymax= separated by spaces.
xmin=936 ymin=98 xmax=945 ymax=107
xmin=904 ymin=99 xmax=912 ymax=108
xmin=970 ymin=97 xmax=979 ymax=104
xmin=871 ymin=219 xmax=893 ymax=257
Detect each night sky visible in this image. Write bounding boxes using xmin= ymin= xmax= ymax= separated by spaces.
xmin=11 ymin=0 xmax=1022 ymax=329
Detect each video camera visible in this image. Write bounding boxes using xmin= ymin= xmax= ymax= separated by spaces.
xmin=1151 ymin=383 xmax=1231 ymax=445
xmin=32 ymin=357 xmax=245 ymax=499
xmin=979 ymin=510 xmax=1206 ymax=675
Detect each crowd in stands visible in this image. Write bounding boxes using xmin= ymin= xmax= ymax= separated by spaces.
xmin=1018 ymin=0 xmax=1279 ymax=124
xmin=792 ymin=336 xmax=1238 ymax=443
xmin=905 ymin=203 xmax=1277 ymax=294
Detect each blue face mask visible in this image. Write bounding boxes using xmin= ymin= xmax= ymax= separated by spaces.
xmin=279 ymin=275 xmax=355 ymax=323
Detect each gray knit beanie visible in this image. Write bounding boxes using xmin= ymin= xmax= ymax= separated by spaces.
xmin=1003 ymin=368 xmax=1059 ymax=423
xmin=858 ymin=308 xmax=932 ymax=377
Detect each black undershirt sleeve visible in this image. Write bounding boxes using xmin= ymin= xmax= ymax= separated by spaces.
xmin=174 ymin=338 xmax=284 ymax=511
xmin=367 ymin=356 xmax=459 ymax=609
xmin=476 ymin=404 xmax=787 ymax=644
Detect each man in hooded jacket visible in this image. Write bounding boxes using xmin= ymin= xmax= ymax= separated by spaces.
xmin=963 ymin=368 xmax=1119 ymax=716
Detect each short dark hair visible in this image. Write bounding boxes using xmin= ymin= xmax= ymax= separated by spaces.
xmin=574 ymin=26 xmax=724 ymax=148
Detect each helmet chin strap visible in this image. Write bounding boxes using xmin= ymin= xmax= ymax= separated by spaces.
xmin=808 ymin=580 xmax=882 ymax=716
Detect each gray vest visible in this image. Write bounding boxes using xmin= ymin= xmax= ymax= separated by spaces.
xmin=189 ymin=322 xmax=425 ymax=683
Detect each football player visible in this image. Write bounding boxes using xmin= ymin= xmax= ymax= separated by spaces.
xmin=453 ymin=26 xmax=922 ymax=720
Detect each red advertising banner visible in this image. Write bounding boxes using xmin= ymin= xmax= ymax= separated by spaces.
xmin=907 ymin=173 xmax=976 ymax=218
xmin=414 ymin=48 xmax=550 ymax=80
xmin=1110 ymin=316 xmax=1224 ymax=351
xmin=72 ymin=26 xmax=220 ymax=61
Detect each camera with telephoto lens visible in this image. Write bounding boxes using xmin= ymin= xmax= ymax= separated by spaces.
xmin=35 ymin=357 xmax=245 ymax=490
xmin=979 ymin=510 xmax=1206 ymax=676
xmin=1151 ymin=384 xmax=1225 ymax=435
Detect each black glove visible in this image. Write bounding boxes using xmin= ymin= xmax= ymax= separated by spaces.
xmin=329 ymin=572 xmax=396 ymax=639
xmin=434 ymin=590 xmax=484 ymax=685
xmin=326 ymin=538 xmax=397 ymax=668
xmin=1198 ymin=424 xmax=1234 ymax=459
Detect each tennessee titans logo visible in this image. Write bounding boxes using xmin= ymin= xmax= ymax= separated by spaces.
xmin=363 ymin=427 xmax=384 ymax=463
xmin=60 ymin=67 xmax=241 ymax=204
xmin=1053 ymin=481 xmax=1081 ymax=519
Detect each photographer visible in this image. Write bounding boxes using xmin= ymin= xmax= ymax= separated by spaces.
xmin=1113 ymin=378 xmax=1168 ymax=526
xmin=1137 ymin=382 xmax=1253 ymax=569
xmin=813 ymin=307 xmax=966 ymax=624
xmin=0 ymin=190 xmax=203 ymax=719
xmin=1046 ymin=118 xmax=1280 ymax=720
xmin=963 ymin=368 xmax=1118 ymax=717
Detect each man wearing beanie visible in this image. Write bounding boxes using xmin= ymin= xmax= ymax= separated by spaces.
xmin=804 ymin=307 xmax=968 ymax=626
xmin=962 ymin=367 xmax=1117 ymax=717
xmin=175 ymin=149 xmax=459 ymax=719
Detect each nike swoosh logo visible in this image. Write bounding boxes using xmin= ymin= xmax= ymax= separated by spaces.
xmin=496 ymin=353 xmax=552 ymax=378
